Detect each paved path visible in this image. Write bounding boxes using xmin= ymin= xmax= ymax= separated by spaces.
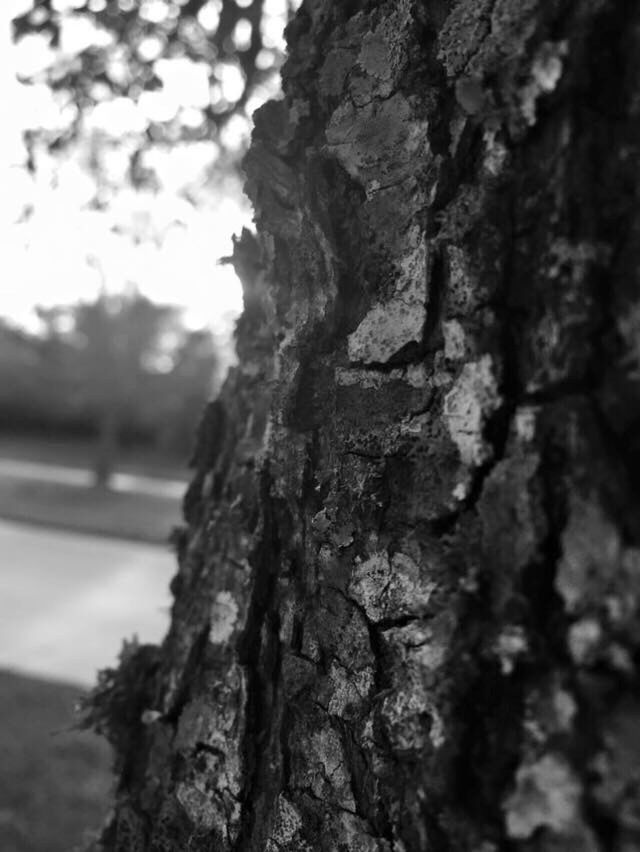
xmin=0 ymin=458 xmax=187 ymax=499
xmin=0 ymin=519 xmax=176 ymax=685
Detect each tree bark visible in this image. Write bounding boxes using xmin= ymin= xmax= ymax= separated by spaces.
xmin=88 ymin=1 xmax=640 ymax=850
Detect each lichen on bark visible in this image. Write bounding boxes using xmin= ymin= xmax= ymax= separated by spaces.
xmin=87 ymin=1 xmax=640 ymax=850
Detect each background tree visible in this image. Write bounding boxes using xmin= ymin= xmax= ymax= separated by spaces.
xmin=64 ymin=290 xmax=181 ymax=486
xmin=0 ymin=294 xmax=218 ymax=479
xmin=2 ymin=0 xmax=301 ymax=476
xmin=80 ymin=1 xmax=640 ymax=851
xmin=154 ymin=327 xmax=221 ymax=455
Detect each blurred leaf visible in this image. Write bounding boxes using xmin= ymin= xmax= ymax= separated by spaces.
xmin=11 ymin=0 xmax=299 ymax=169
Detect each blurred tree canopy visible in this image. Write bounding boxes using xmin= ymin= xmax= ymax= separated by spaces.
xmin=2 ymin=0 xmax=286 ymax=478
xmin=10 ymin=0 xmax=298 ymax=175
xmin=0 ymin=292 xmax=219 ymax=481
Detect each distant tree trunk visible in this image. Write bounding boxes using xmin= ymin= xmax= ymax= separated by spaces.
xmin=88 ymin=2 xmax=640 ymax=850
xmin=94 ymin=407 xmax=118 ymax=489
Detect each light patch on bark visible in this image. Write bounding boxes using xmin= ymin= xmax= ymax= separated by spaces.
xmin=175 ymin=778 xmax=222 ymax=832
xmin=310 ymin=726 xmax=356 ymax=811
xmin=267 ymin=795 xmax=304 ymax=847
xmin=436 ymin=0 xmax=493 ymax=76
xmin=175 ymin=757 xmax=242 ymax=840
xmin=482 ymin=127 xmax=509 ymax=176
xmin=172 ymin=663 xmax=246 ymax=840
xmin=494 ymin=625 xmax=528 ymax=675
xmin=327 ymin=662 xmax=374 ymax=717
xmin=141 ymin=708 xmax=162 ymax=725
xmin=336 ymin=812 xmax=394 ymax=852
xmin=381 ymin=685 xmax=445 ymax=751
xmin=399 ymin=411 xmax=431 ymax=437
xmin=552 ymin=689 xmax=578 ymax=732
xmin=405 ymin=363 xmax=431 ymax=387
xmin=384 ymin=620 xmax=450 ymax=673
xmin=617 ymin=300 xmax=640 ymax=379
xmin=504 ymin=754 xmax=582 ymax=839
xmin=514 ymin=405 xmax=538 ymax=442
xmin=567 ymin=617 xmax=602 ymax=664
xmin=443 ymin=354 xmax=501 ymax=467
xmin=347 ymin=234 xmax=427 ymax=364
xmin=521 ymin=41 xmax=567 ymax=125
xmin=452 ymin=480 xmax=470 ymax=501
xmin=357 ymin=0 xmax=411 ymax=86
xmin=446 ymin=244 xmax=481 ymax=313
xmin=548 ymin=238 xmax=608 ymax=282
xmin=348 ymin=550 xmax=437 ymax=622
xmin=326 ymin=94 xmax=429 ymax=192
xmin=209 ymin=590 xmax=239 ymax=644
xmin=442 ymin=318 xmax=467 ymax=360
xmin=429 ymin=705 xmax=446 ymax=749
xmin=556 ymin=497 xmax=622 ymax=614
xmin=336 ymin=362 xmax=430 ymax=388
xmin=525 ymin=683 xmax=578 ymax=742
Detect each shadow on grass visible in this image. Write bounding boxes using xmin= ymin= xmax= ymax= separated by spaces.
xmin=0 ymin=669 xmax=112 ymax=852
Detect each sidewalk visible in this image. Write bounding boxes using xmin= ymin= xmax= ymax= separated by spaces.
xmin=0 ymin=457 xmax=186 ymax=499
xmin=0 ymin=518 xmax=174 ymax=684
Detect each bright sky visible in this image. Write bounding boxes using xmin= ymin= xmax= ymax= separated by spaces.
xmin=0 ymin=0 xmax=282 ymax=341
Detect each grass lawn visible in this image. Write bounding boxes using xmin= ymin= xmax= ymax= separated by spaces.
xmin=0 ymin=475 xmax=183 ymax=544
xmin=0 ymin=669 xmax=113 ymax=852
xmin=0 ymin=434 xmax=188 ymax=542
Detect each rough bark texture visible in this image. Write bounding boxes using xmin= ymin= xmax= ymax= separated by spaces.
xmin=88 ymin=1 xmax=640 ymax=850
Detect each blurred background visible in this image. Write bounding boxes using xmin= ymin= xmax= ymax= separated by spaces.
xmin=0 ymin=1 xmax=296 ymax=848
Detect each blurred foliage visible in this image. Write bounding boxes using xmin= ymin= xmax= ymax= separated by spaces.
xmin=2 ymin=1 xmax=271 ymax=476
xmin=11 ymin=0 xmax=298 ymax=173
xmin=0 ymin=291 xmax=219 ymax=473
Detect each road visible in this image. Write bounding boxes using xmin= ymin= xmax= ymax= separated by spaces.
xmin=0 ymin=519 xmax=176 ymax=685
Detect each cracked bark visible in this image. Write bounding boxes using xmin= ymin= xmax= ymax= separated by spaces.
xmin=87 ymin=1 xmax=640 ymax=850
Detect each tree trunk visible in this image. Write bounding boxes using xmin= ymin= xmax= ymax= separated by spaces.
xmin=94 ymin=407 xmax=118 ymax=490
xmin=87 ymin=1 xmax=640 ymax=850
